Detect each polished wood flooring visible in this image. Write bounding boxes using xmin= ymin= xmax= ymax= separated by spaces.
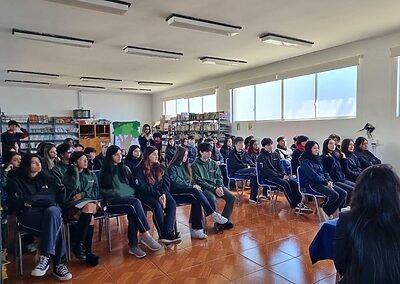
xmin=6 ymin=191 xmax=336 ymax=284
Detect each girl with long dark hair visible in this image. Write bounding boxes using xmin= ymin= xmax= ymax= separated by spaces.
xmin=244 ymin=139 xmax=260 ymax=167
xmin=42 ymin=145 xmax=57 ymax=174
xmin=99 ymin=145 xmax=161 ymax=258
xmin=340 ymin=139 xmax=362 ymax=182
xmin=334 ymin=165 xmax=400 ymax=283
xmin=165 ymin=137 xmax=176 ymax=165
xmin=299 ymin=141 xmax=347 ymax=220
xmin=322 ymin=138 xmax=355 ymax=204
xmin=205 ymin=137 xmax=224 ymax=163
xmin=220 ymin=136 xmax=233 ymax=161
xmin=124 ymin=145 xmax=142 ymax=177
xmin=9 ymin=154 xmax=72 ymax=281
xmin=136 ymin=146 xmax=180 ymax=244
xmin=167 ymin=146 xmax=228 ymax=239
xmin=62 ymin=151 xmax=100 ymax=265
xmin=354 ymin=137 xmax=381 ymax=169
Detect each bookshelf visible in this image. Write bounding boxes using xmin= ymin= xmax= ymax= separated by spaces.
xmin=79 ymin=122 xmax=111 ymax=154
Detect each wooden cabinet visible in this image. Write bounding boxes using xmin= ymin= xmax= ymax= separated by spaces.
xmin=79 ymin=123 xmax=111 ymax=154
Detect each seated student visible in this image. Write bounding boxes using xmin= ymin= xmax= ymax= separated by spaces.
xmin=191 ymin=143 xmax=235 ymax=233
xmin=93 ymin=143 xmax=108 ymax=171
xmin=167 ymin=146 xmax=228 ymax=239
xmin=136 ymin=146 xmax=181 ymax=244
xmin=36 ymin=142 xmax=54 ymax=158
xmin=64 ymin=138 xmax=74 ymax=147
xmin=205 ymin=137 xmax=224 ymax=164
xmin=275 ymin=136 xmax=293 ymax=167
xmin=244 ymin=139 xmax=260 ymax=167
xmin=62 ymin=151 xmax=100 ymax=265
xmin=2 ymin=152 xmax=22 ymax=211
xmin=290 ymin=136 xmax=297 ymax=152
xmin=340 ymin=139 xmax=362 ymax=182
xmin=257 ymin=138 xmax=308 ymax=212
xmin=165 ymin=137 xmax=176 ymax=165
xmin=334 ymin=165 xmax=400 ymax=284
xmin=291 ymin=135 xmax=309 ymax=175
xmin=322 ymin=138 xmax=355 ymax=204
xmin=228 ymin=137 xmax=259 ymax=204
xmin=52 ymin=143 xmax=73 ymax=192
xmin=124 ymin=145 xmax=142 ymax=177
xmin=300 ymin=141 xmax=347 ymax=221
xmin=213 ymin=136 xmax=222 ymax=150
xmin=99 ymin=145 xmax=161 ymax=258
xmin=244 ymin=135 xmax=254 ymax=152
xmin=84 ymin=147 xmax=97 ymax=171
xmin=328 ymin=133 xmax=341 ymax=149
xmin=74 ymin=143 xmax=84 ymax=152
xmin=42 ymin=145 xmax=57 ymax=175
xmin=184 ymin=135 xmax=197 ymax=164
xmin=220 ymin=136 xmax=233 ymax=162
xmin=8 ymin=154 xmax=72 ymax=281
xmin=354 ymin=137 xmax=381 ymax=169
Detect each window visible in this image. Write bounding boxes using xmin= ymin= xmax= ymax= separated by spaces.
xmin=189 ymin=96 xmax=203 ymax=113
xmin=255 ymin=80 xmax=281 ymax=120
xmin=176 ymin=98 xmax=188 ymax=114
xmin=317 ymin=66 xmax=357 ymax=118
xmin=202 ymin=94 xmax=217 ymax=112
xmin=283 ymin=74 xmax=316 ymax=120
xmin=232 ymin=85 xmax=254 ymax=121
xmin=165 ymin=100 xmax=176 ymax=116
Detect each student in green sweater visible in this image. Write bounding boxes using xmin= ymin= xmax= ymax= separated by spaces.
xmin=99 ymin=145 xmax=161 ymax=258
xmin=168 ymin=146 xmax=228 ymax=239
xmin=62 ymin=151 xmax=100 ymax=265
xmin=52 ymin=143 xmax=73 ymax=193
xmin=191 ymin=143 xmax=235 ymax=233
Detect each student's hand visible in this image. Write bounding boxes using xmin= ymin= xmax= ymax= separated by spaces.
xmin=327 ymin=181 xmax=334 ymax=188
xmin=148 ymin=134 xmax=153 ymax=140
xmin=4 ymin=164 xmax=13 ymax=172
xmin=72 ymin=193 xmax=82 ymax=201
xmin=341 ymin=152 xmax=346 ymax=159
xmin=215 ymin=187 xmax=224 ymax=197
xmin=283 ymin=175 xmax=289 ymax=181
xmin=159 ymin=194 xmax=166 ymax=209
xmin=193 ymin=185 xmax=201 ymax=190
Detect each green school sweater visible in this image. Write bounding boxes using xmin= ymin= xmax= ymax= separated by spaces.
xmin=191 ymin=158 xmax=224 ymax=192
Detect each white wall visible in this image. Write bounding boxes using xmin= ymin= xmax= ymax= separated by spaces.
xmin=152 ymin=31 xmax=400 ymax=171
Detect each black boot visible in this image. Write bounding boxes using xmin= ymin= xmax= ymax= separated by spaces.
xmin=73 ymin=242 xmax=86 ymax=260
xmin=75 ymin=213 xmax=92 ymax=260
xmin=84 ymin=225 xmax=99 ymax=266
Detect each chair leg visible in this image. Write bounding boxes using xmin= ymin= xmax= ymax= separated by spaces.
xmin=116 ymin=216 xmax=120 ymax=227
xmin=202 ymin=210 xmax=208 ymax=234
xmin=315 ymin=197 xmax=322 ymax=222
xmin=105 ymin=215 xmax=111 ymax=252
xmin=98 ymin=218 xmax=103 ymax=242
xmin=65 ymin=224 xmax=71 ymax=262
xmin=17 ymin=230 xmax=23 ymax=276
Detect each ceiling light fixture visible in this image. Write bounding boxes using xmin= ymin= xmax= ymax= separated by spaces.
xmin=4 ymin=80 xmax=50 ymax=86
xmin=7 ymin=69 xmax=60 ymax=79
xmin=200 ymin=56 xmax=247 ymax=66
xmin=120 ymin=87 xmax=151 ymax=92
xmin=137 ymin=81 xmax=173 ymax=87
xmin=166 ymin=14 xmax=241 ymax=36
xmin=44 ymin=0 xmax=131 ymax=15
xmin=259 ymin=33 xmax=314 ymax=48
xmin=68 ymin=84 xmax=105 ymax=90
xmin=80 ymin=76 xmax=122 ymax=83
xmin=12 ymin=29 xmax=94 ymax=48
xmin=123 ymin=46 xmax=183 ymax=60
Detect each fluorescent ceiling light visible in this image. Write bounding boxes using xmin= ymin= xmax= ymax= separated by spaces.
xmin=80 ymin=76 xmax=122 ymax=83
xmin=12 ymin=29 xmax=94 ymax=48
xmin=44 ymin=0 xmax=131 ymax=15
xmin=166 ymin=14 xmax=241 ymax=36
xmin=259 ymin=33 xmax=314 ymax=48
xmin=200 ymin=56 xmax=247 ymax=66
xmin=123 ymin=46 xmax=183 ymax=60
xmin=137 ymin=81 xmax=173 ymax=87
xmin=7 ymin=69 xmax=59 ymax=79
xmin=68 ymin=84 xmax=105 ymax=90
xmin=4 ymin=80 xmax=50 ymax=86
xmin=120 ymin=87 xmax=151 ymax=92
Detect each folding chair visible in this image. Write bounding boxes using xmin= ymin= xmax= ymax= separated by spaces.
xmin=296 ymin=166 xmax=325 ymax=222
xmin=226 ymin=158 xmax=248 ymax=202
xmin=255 ymin=162 xmax=280 ymax=211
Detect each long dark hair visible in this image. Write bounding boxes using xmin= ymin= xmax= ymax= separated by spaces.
xmin=346 ymin=165 xmax=400 ymax=283
xmin=341 ymin=138 xmax=354 ymax=156
xmin=99 ymin=145 xmax=130 ymax=189
xmin=300 ymin=140 xmax=321 ymax=162
xmin=354 ymin=137 xmax=368 ymax=151
xmin=19 ymin=153 xmax=47 ymax=178
xmin=168 ymin=146 xmax=192 ymax=180
xmin=221 ymin=136 xmax=232 ymax=149
xmin=322 ymin=138 xmax=334 ymax=157
xmin=244 ymin=136 xmax=254 ymax=149
xmin=247 ymin=139 xmax=259 ymax=155
xmin=205 ymin=138 xmax=220 ymax=161
xmin=138 ymin=146 xmax=164 ymax=185
xmin=126 ymin=145 xmax=141 ymax=161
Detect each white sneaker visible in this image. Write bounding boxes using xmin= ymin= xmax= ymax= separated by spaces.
xmin=31 ymin=255 xmax=50 ymax=277
xmin=191 ymin=229 xmax=208 ymax=240
xmin=211 ymin=212 xmax=228 ymax=224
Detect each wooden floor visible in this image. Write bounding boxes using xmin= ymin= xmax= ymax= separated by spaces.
xmin=6 ymin=191 xmax=336 ymax=284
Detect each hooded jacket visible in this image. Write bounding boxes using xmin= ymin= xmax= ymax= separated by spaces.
xmin=167 ymin=164 xmax=194 ymax=192
xmin=322 ymin=154 xmax=346 ymax=182
xmin=191 ymin=158 xmax=224 ymax=192
xmin=341 ymin=152 xmax=362 ymax=182
xmin=300 ymin=153 xmax=332 ymax=186
xmin=256 ymin=149 xmax=285 ymax=179
xmin=354 ymin=149 xmax=381 ymax=170
xmin=228 ymin=148 xmax=250 ymax=175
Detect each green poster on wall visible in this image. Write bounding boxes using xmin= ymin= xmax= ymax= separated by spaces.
xmin=112 ymin=121 xmax=140 ymax=150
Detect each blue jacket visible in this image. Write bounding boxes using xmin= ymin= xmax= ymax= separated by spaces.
xmin=354 ymin=149 xmax=381 ymax=170
xmin=300 ymin=154 xmax=332 ymax=186
xmin=322 ymin=154 xmax=346 ymax=182
xmin=185 ymin=144 xmax=197 ymax=164
xmin=228 ymin=148 xmax=250 ymax=175
xmin=341 ymin=152 xmax=362 ymax=182
xmin=291 ymin=149 xmax=303 ymax=175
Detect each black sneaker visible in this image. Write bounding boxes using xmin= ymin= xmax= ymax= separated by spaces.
xmin=222 ymin=222 xmax=234 ymax=230
xmin=53 ymin=264 xmax=72 ymax=281
xmin=214 ymin=223 xmax=224 ymax=234
xmin=31 ymin=255 xmax=50 ymax=277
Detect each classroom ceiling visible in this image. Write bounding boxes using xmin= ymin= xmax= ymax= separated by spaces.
xmin=0 ymin=0 xmax=400 ymax=94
